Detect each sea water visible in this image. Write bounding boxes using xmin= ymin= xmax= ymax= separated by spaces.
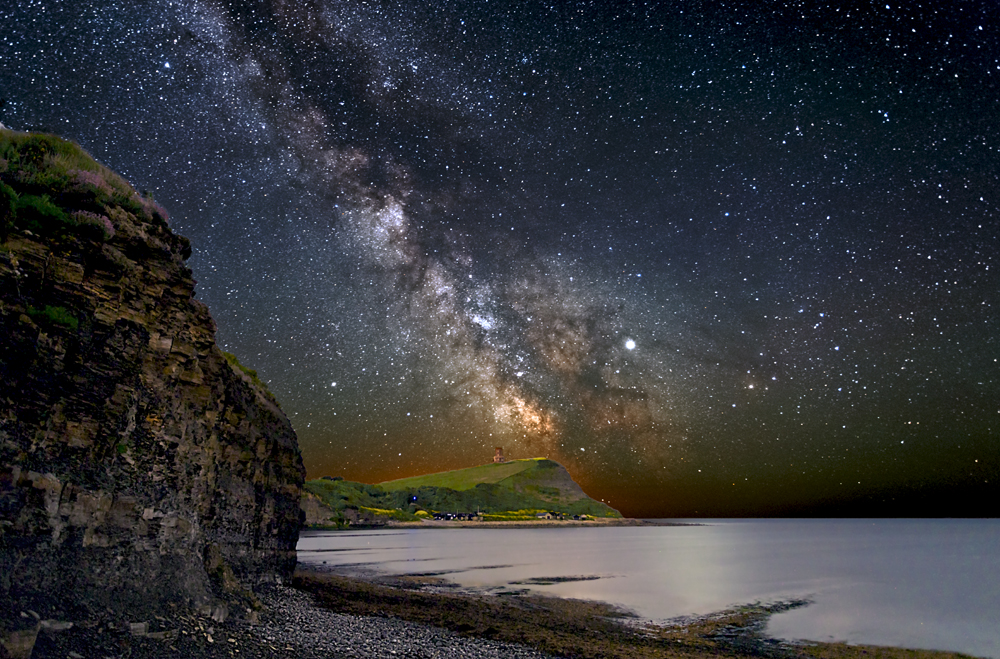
xmin=297 ymin=519 xmax=1000 ymax=658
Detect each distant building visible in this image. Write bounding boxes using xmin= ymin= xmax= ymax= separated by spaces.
xmin=493 ymin=447 xmax=506 ymax=463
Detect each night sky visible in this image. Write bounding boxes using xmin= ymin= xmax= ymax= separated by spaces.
xmin=3 ymin=1 xmax=997 ymax=516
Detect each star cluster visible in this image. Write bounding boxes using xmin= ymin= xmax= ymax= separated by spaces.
xmin=2 ymin=0 xmax=997 ymax=515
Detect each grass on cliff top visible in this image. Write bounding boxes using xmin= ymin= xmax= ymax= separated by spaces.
xmin=380 ymin=458 xmax=622 ymax=518
xmin=0 ymin=128 xmax=170 ymax=242
xmin=0 ymin=129 xmax=127 ymax=187
xmin=293 ymin=570 xmax=979 ymax=659
xmin=379 ymin=458 xmax=546 ymax=492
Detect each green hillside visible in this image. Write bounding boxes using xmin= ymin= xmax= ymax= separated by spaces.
xmin=380 ymin=458 xmax=551 ymax=492
xmin=304 ymin=459 xmax=621 ymax=526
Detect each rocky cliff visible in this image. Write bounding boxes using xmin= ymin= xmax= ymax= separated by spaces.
xmin=0 ymin=130 xmax=305 ymax=644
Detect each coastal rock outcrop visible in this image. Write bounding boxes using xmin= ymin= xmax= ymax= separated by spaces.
xmin=0 ymin=130 xmax=305 ymax=646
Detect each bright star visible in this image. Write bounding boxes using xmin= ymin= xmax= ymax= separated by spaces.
xmin=625 ymin=339 xmax=636 ymax=350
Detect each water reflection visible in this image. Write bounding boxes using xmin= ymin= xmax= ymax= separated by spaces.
xmin=297 ymin=520 xmax=1000 ymax=658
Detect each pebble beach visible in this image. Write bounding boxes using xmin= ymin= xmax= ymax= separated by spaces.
xmin=28 ymin=582 xmax=555 ymax=659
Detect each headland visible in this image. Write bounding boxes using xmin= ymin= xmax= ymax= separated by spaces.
xmin=302 ymin=457 xmax=625 ymax=528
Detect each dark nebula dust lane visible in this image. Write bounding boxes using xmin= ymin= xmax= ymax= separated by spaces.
xmin=3 ymin=0 xmax=998 ymax=516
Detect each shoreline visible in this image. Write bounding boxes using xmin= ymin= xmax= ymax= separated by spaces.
xmin=26 ymin=567 xmax=983 ymax=658
xmin=305 ymin=517 xmax=700 ymax=531
xmin=291 ymin=567 xmax=981 ymax=659
xmin=290 ymin=523 xmax=986 ymax=658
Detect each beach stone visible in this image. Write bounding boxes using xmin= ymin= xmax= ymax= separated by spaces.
xmin=0 ymin=624 xmax=38 ymax=659
xmin=38 ymin=620 xmax=72 ymax=632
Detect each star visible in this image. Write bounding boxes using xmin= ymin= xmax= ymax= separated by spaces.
xmin=1 ymin=0 xmax=994 ymax=517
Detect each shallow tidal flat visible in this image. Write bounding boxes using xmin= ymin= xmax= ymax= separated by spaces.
xmin=293 ymin=568 xmax=981 ymax=659
xmin=299 ymin=520 xmax=999 ymax=658
xmin=386 ymin=517 xmax=664 ymax=529
xmin=24 ymin=567 xmax=986 ymax=658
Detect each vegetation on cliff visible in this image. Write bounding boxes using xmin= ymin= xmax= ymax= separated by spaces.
xmin=304 ymin=458 xmax=621 ymax=526
xmin=0 ymin=130 xmax=174 ymax=244
xmin=222 ymin=350 xmax=277 ymax=402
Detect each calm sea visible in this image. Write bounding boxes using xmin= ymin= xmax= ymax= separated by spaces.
xmin=297 ymin=519 xmax=1000 ymax=658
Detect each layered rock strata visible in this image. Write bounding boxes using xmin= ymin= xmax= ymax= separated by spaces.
xmin=0 ymin=131 xmax=305 ymax=641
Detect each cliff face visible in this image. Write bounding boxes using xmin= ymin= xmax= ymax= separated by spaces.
xmin=0 ymin=131 xmax=305 ymax=628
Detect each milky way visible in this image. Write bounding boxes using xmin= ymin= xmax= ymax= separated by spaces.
xmin=3 ymin=1 xmax=997 ymax=515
